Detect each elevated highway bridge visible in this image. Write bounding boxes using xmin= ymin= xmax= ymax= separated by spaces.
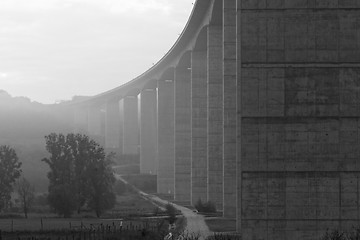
xmin=67 ymin=1 xmax=360 ymax=239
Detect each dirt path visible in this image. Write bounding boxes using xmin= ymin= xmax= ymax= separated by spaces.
xmin=115 ymin=174 xmax=212 ymax=239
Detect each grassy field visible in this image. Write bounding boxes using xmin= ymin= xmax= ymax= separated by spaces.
xmin=0 ymin=191 xmax=165 ymax=232
xmin=110 ymin=192 xmax=161 ymax=218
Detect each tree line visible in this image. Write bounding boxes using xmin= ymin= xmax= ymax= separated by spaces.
xmin=0 ymin=133 xmax=116 ymax=218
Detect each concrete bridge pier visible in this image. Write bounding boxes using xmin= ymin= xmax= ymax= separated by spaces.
xmin=174 ymin=52 xmax=192 ymax=202
xmin=105 ymin=98 xmax=122 ymax=155
xmin=140 ymin=85 xmax=158 ymax=175
xmin=87 ymin=104 xmax=105 ymax=146
xmin=207 ymin=23 xmax=224 ymax=210
xmin=122 ymin=95 xmax=139 ymax=155
xmin=223 ymin=0 xmax=237 ymax=218
xmin=157 ymin=70 xmax=175 ymax=196
xmin=191 ymin=28 xmax=208 ymax=205
xmin=73 ymin=106 xmax=88 ymax=134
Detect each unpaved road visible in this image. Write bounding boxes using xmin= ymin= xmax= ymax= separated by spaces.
xmin=115 ymin=174 xmax=212 ymax=239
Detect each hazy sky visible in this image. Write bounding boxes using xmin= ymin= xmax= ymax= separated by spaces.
xmin=0 ymin=0 xmax=194 ymax=104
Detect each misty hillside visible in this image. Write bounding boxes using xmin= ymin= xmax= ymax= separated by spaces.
xmin=0 ymin=90 xmax=74 ymax=192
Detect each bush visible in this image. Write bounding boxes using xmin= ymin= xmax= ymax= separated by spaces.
xmin=165 ymin=203 xmax=177 ymax=224
xmin=194 ymin=199 xmax=216 ymax=213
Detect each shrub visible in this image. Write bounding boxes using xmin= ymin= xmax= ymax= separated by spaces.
xmin=165 ymin=203 xmax=177 ymax=224
xmin=194 ymin=199 xmax=216 ymax=213
xmin=321 ymin=230 xmax=346 ymax=240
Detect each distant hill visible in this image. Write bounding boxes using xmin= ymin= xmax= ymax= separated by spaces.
xmin=0 ymin=90 xmax=75 ymax=192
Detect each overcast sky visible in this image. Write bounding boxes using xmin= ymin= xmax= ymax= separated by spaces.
xmin=0 ymin=0 xmax=194 ymax=104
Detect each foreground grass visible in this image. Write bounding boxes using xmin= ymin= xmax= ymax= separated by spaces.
xmin=0 ymin=191 xmax=165 ymax=232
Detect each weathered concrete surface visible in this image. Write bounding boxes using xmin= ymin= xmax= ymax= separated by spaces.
xmin=175 ymin=56 xmax=192 ymax=202
xmin=157 ymin=77 xmax=175 ymax=196
xmin=207 ymin=24 xmax=223 ymax=210
xmin=238 ymin=1 xmax=360 ymax=239
xmin=105 ymin=99 xmax=121 ymax=153
xmin=140 ymin=88 xmax=158 ymax=174
xmin=223 ymin=0 xmax=237 ymax=218
xmin=191 ymin=49 xmax=208 ymax=205
xmin=122 ymin=96 xmax=139 ymax=155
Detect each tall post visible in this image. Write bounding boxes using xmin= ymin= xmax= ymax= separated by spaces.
xmin=236 ymin=0 xmax=241 ymax=232
xmin=207 ymin=24 xmax=224 ymax=210
xmin=191 ymin=35 xmax=208 ymax=205
xmin=105 ymin=99 xmax=121 ymax=154
xmin=88 ymin=104 xmax=105 ymax=145
xmin=122 ymin=96 xmax=139 ymax=155
xmin=174 ymin=53 xmax=192 ymax=202
xmin=73 ymin=106 xmax=88 ymax=134
xmin=223 ymin=0 xmax=237 ymax=218
xmin=157 ymin=75 xmax=175 ymax=196
xmin=140 ymin=87 xmax=158 ymax=174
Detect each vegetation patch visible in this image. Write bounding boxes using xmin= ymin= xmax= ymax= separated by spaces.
xmin=194 ymin=199 xmax=217 ymax=213
xmin=205 ymin=218 xmax=236 ymax=232
xmin=206 ymin=233 xmax=241 ymax=240
xmin=122 ymin=174 xmax=157 ymax=193
xmin=113 ymin=164 xmax=140 ymax=175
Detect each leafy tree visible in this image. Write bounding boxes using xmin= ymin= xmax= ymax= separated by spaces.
xmin=0 ymin=145 xmax=22 ymax=211
xmin=42 ymin=133 xmax=116 ymax=217
xmin=87 ymin=153 xmax=116 ymax=217
xmin=42 ymin=133 xmax=76 ymax=217
xmin=16 ymin=177 xmax=35 ymax=218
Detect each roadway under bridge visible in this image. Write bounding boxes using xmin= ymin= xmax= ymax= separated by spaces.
xmin=67 ymin=1 xmax=360 ymax=239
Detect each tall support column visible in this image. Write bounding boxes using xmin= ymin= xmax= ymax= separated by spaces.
xmin=207 ymin=25 xmax=224 ymax=210
xmin=88 ymin=105 xmax=102 ymax=136
xmin=73 ymin=106 xmax=88 ymax=134
xmin=140 ymin=88 xmax=158 ymax=174
xmin=157 ymin=77 xmax=175 ymax=196
xmin=191 ymin=49 xmax=208 ymax=205
xmin=223 ymin=0 xmax=237 ymax=218
xmin=122 ymin=96 xmax=139 ymax=155
xmin=174 ymin=55 xmax=192 ymax=202
xmin=105 ymin=99 xmax=121 ymax=154
xmin=88 ymin=104 xmax=105 ymax=146
xmin=236 ymin=0 xmax=241 ymax=231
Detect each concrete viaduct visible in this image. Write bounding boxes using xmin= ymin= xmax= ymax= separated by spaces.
xmin=68 ymin=1 xmax=360 ymax=239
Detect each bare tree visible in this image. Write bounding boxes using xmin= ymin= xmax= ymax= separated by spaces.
xmin=16 ymin=177 xmax=35 ymax=218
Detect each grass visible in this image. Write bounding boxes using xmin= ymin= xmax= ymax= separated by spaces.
xmin=0 ymin=191 xmax=165 ymax=232
xmin=109 ymin=192 xmax=163 ymax=218
xmin=205 ymin=218 xmax=237 ymax=232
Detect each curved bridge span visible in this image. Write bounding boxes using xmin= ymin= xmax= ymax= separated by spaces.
xmin=68 ymin=1 xmax=360 ymax=239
